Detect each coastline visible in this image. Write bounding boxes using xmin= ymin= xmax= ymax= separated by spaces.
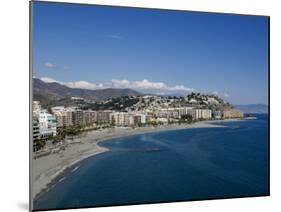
xmin=32 ymin=119 xmax=242 ymax=200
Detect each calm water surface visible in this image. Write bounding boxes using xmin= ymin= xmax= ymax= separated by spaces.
xmin=34 ymin=114 xmax=269 ymax=210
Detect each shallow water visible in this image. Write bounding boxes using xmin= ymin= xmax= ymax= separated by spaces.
xmin=34 ymin=114 xmax=269 ymax=210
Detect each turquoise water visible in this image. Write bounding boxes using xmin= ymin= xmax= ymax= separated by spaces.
xmin=34 ymin=115 xmax=269 ymax=210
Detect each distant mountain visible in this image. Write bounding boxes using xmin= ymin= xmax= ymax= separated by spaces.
xmin=234 ymin=104 xmax=268 ymax=114
xmin=33 ymin=78 xmax=142 ymax=105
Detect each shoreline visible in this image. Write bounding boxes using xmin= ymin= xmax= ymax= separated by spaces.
xmin=32 ymin=118 xmax=243 ymax=200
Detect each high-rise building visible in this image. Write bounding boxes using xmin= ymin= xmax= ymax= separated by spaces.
xmin=110 ymin=112 xmax=130 ymax=126
xmin=178 ymin=107 xmax=193 ymax=118
xmin=38 ymin=109 xmax=57 ymax=139
xmin=133 ymin=114 xmax=146 ymax=126
xmin=33 ymin=118 xmax=41 ymax=151
xmin=185 ymin=109 xmax=212 ymax=120
xmin=33 ymin=118 xmax=40 ymax=141
xmin=54 ymin=112 xmax=66 ymax=128
xmin=83 ymin=110 xmax=97 ymax=125
xmin=72 ymin=109 xmax=84 ymax=126
xmin=51 ymin=107 xmax=67 ymax=128
xmin=97 ymin=110 xmax=112 ymax=125
xmin=65 ymin=109 xmax=73 ymax=126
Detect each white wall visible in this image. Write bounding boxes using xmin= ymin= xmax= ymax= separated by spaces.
xmin=0 ymin=0 xmax=279 ymax=212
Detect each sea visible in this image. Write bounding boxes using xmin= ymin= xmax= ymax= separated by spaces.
xmin=33 ymin=114 xmax=269 ymax=210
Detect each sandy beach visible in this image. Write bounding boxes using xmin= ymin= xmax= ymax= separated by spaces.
xmin=32 ymin=119 xmax=241 ymax=199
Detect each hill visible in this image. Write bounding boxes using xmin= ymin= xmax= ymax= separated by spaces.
xmin=33 ymin=78 xmax=142 ymax=105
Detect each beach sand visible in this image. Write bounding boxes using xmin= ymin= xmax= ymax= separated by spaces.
xmin=31 ymin=119 xmax=240 ymax=200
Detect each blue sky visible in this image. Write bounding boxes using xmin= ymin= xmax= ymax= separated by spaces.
xmin=32 ymin=2 xmax=269 ymax=105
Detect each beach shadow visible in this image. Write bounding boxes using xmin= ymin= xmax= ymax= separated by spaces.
xmin=16 ymin=202 xmax=29 ymax=211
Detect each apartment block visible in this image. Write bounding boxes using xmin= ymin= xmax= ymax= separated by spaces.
xmin=97 ymin=110 xmax=112 ymax=125
xmin=223 ymin=109 xmax=244 ymax=119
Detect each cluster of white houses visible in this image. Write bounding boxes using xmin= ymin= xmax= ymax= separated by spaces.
xmin=32 ymin=100 xmax=244 ymax=142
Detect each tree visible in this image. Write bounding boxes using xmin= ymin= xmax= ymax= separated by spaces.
xmin=52 ymin=135 xmax=64 ymax=144
xmin=34 ymin=138 xmax=46 ymax=151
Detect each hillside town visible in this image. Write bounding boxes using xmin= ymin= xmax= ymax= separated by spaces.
xmin=32 ymin=93 xmax=244 ymax=152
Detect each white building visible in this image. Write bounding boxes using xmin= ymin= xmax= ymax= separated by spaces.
xmin=110 ymin=112 xmax=129 ymax=126
xmin=155 ymin=108 xmax=178 ymax=119
xmin=33 ymin=101 xmax=41 ymax=117
xmin=38 ymin=109 xmax=57 ymax=139
xmin=128 ymin=114 xmax=135 ymax=126
xmin=200 ymin=109 xmax=212 ymax=120
xmin=134 ymin=114 xmax=146 ymax=125
xmin=185 ymin=109 xmax=212 ymax=120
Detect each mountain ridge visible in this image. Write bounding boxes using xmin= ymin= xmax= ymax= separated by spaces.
xmin=33 ymin=78 xmax=142 ymax=105
xmin=234 ymin=104 xmax=268 ymax=114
